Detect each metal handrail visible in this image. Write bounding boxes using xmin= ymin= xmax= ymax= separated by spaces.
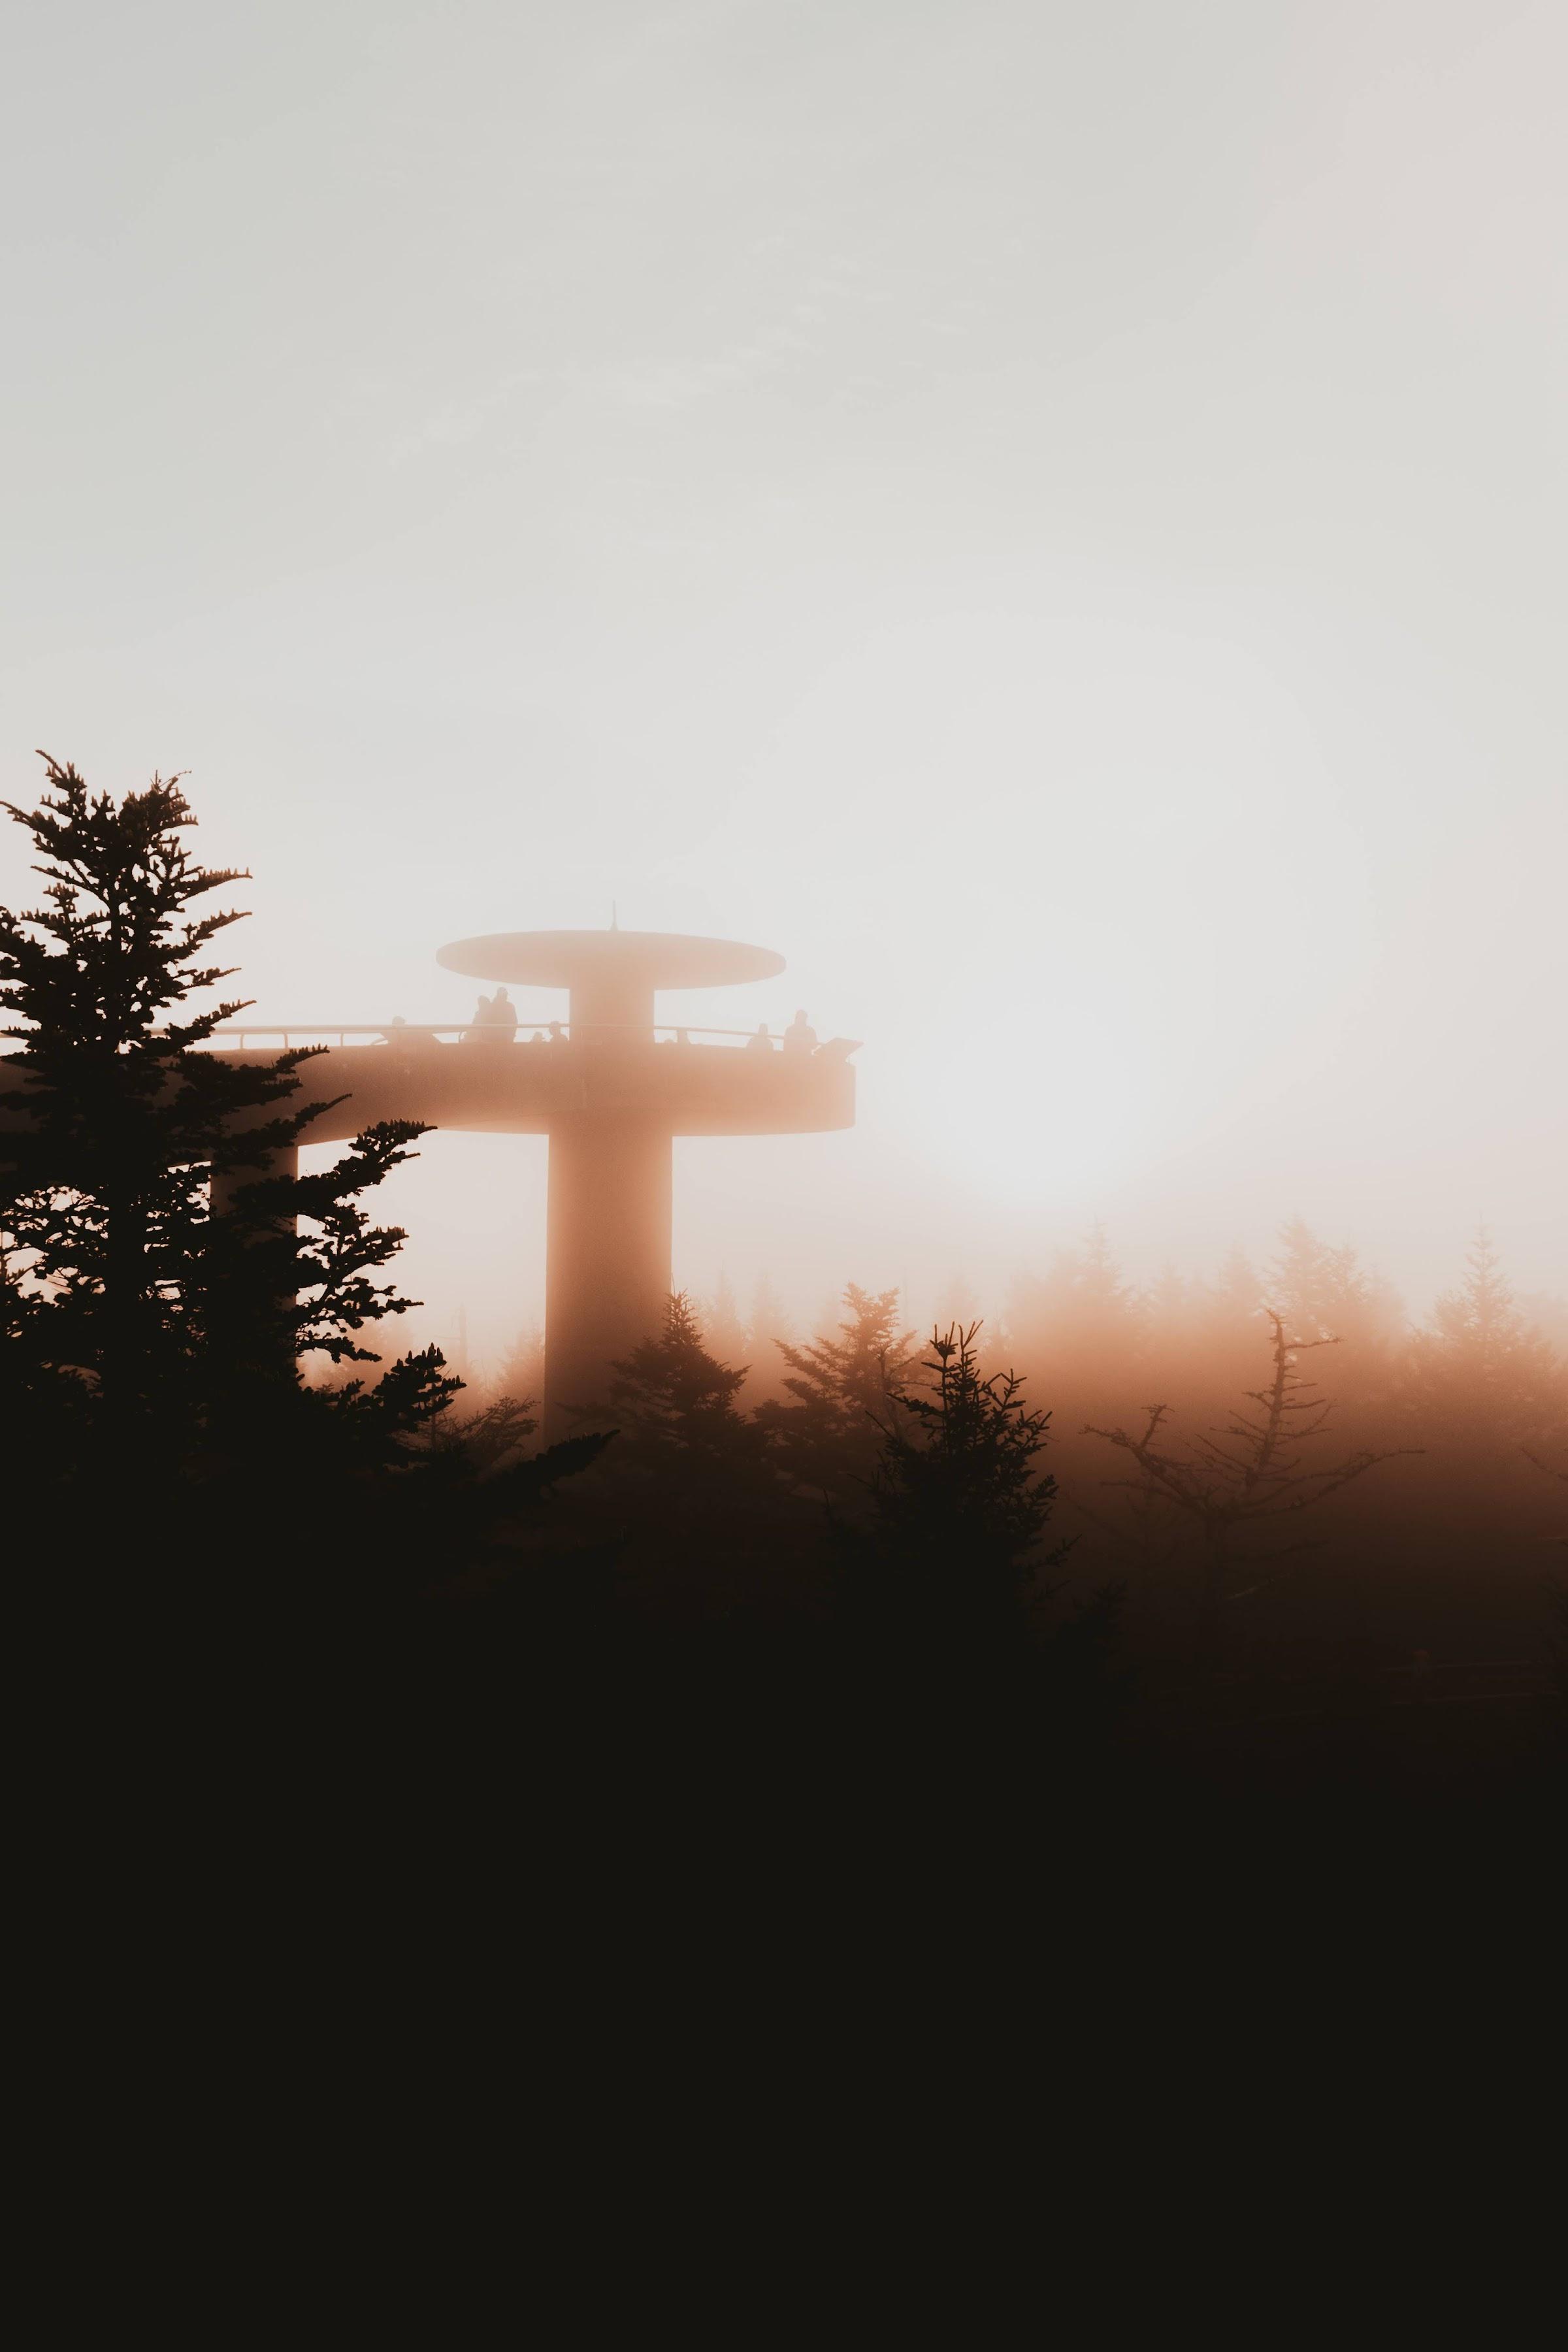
xmin=8 ymin=1020 xmax=851 ymax=1053
xmin=202 ymin=1021 xmax=826 ymax=1049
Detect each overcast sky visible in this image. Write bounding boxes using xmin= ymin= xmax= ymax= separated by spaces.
xmin=3 ymin=0 xmax=1563 ymax=1361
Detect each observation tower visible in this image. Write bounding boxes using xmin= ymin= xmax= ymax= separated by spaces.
xmin=217 ymin=929 xmax=855 ymax=1436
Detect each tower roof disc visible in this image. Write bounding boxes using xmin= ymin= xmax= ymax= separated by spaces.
xmin=436 ymin=930 xmax=785 ymax=990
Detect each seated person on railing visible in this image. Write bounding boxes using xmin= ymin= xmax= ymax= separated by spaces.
xmin=746 ymin=1022 xmax=776 ymax=1054
xmin=782 ymin=1009 xmax=817 ymax=1053
xmin=546 ymin=1021 xmax=568 ymax=1047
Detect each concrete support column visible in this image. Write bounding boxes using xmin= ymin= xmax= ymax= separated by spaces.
xmin=544 ymin=1117 xmax=672 ymax=1439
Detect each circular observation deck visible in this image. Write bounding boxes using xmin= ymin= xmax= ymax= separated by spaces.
xmin=436 ymin=929 xmax=784 ymax=1030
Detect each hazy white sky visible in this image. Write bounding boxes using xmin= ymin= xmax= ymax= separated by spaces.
xmin=3 ymin=0 xmax=1563 ymax=1361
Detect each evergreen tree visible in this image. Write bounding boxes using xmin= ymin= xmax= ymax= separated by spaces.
xmin=1518 ymin=1291 xmax=1568 ymax=1359
xmin=1400 ymin=1228 xmax=1567 ymax=1447
xmin=493 ymin=1322 xmax=545 ymax=1411
xmin=756 ymin=1282 xmax=917 ymax=1499
xmin=2 ymin=755 xmax=293 ymax=1441
xmin=862 ymin=1322 xmax=1071 ymax=1620
xmin=1180 ymin=1243 xmax=1267 ymax=1402
xmin=605 ymin=1292 xmax=766 ymax=1493
xmin=1266 ymin=1216 xmax=1404 ymax=1389
xmin=0 ymin=755 xmax=448 ymax=1478
xmin=1145 ymin=1263 xmax=1190 ymax=1336
xmin=1141 ymin=1262 xmax=1197 ymax=1401
xmin=1046 ymin=1224 xmax=1138 ymax=1333
xmin=427 ymin=1392 xmax=540 ymax=1473
xmin=1 ymin=757 xmax=612 ymax=1627
xmin=1193 ymin=1245 xmax=1264 ymax=1358
xmin=1008 ymin=1223 xmax=1144 ymax=1414
xmin=743 ymin=1270 xmax=794 ymax=1404
xmin=1208 ymin=1245 xmax=1260 ymax=1324
xmin=698 ymin=1269 xmax=748 ymax=1371
xmin=203 ymin=1126 xmax=458 ymax=1457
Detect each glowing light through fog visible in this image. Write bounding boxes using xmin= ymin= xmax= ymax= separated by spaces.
xmin=2 ymin=0 xmax=1563 ymax=1356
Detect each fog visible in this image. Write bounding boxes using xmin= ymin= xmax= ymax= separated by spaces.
xmin=3 ymin=0 xmax=1563 ymax=1372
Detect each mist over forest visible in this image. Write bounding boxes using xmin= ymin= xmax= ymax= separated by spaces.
xmin=3 ymin=0 xmax=1565 ymax=2021
xmin=4 ymin=757 xmax=1563 ymax=1850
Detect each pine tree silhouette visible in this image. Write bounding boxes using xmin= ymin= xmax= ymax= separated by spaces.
xmin=740 ymin=1269 xmax=795 ymax=1404
xmin=698 ymin=1270 xmax=748 ymax=1371
xmin=1400 ymin=1228 xmax=1567 ymax=1447
xmin=1008 ymin=1223 xmax=1144 ymax=1417
xmin=757 ymin=1282 xmax=917 ymax=1500
xmin=0 ymin=755 xmax=449 ymax=1478
xmin=0 ymin=758 xmax=610 ymax=1588
xmin=493 ymin=1322 xmax=545 ymax=1411
xmin=862 ymin=1322 xmax=1071 ymax=1623
xmin=1266 ymin=1216 xmax=1405 ymax=1393
xmin=606 ymin=1292 xmax=766 ymax=1495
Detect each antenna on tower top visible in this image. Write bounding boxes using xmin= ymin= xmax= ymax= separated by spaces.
xmin=611 ymin=900 xmax=619 ymax=931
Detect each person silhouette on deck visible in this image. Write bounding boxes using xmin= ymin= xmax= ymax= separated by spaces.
xmin=463 ymin=993 xmax=493 ymax=1043
xmin=782 ymin=1009 xmax=817 ymax=1053
xmin=746 ymin=1023 xmax=776 ymax=1053
xmin=490 ymin=986 xmax=518 ymax=1040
